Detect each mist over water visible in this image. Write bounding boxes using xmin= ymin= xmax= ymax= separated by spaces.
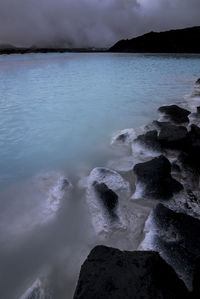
xmin=0 ymin=53 xmax=200 ymax=298
xmin=0 ymin=0 xmax=200 ymax=47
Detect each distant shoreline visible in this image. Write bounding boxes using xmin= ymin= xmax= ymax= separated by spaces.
xmin=1 ymin=26 xmax=200 ymax=55
xmin=1 ymin=49 xmax=200 ymax=55
xmin=0 ymin=48 xmax=107 ymax=55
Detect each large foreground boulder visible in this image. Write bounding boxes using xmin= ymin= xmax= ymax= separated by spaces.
xmin=192 ymin=258 xmax=200 ymax=298
xmin=158 ymin=105 xmax=190 ymax=124
xmin=73 ymin=245 xmax=188 ymax=299
xmin=133 ymin=155 xmax=183 ymax=200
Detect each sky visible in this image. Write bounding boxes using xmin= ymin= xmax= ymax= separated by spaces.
xmin=0 ymin=0 xmax=200 ymax=48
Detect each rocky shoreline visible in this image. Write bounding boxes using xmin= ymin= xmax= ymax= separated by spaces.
xmin=19 ymin=79 xmax=200 ymax=298
xmin=73 ymin=78 xmax=200 ymax=299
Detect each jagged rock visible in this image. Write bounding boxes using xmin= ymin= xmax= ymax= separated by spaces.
xmin=158 ymin=105 xmax=190 ymax=124
xmin=93 ymin=182 xmax=118 ymax=220
xmin=133 ymin=155 xmax=183 ymax=200
xmin=196 ymin=106 xmax=200 ymax=114
xmin=134 ymin=130 xmax=162 ymax=152
xmin=152 ymin=204 xmax=200 ymax=289
xmin=179 ymin=125 xmax=200 ymax=174
xmin=73 ymin=245 xmax=189 ymax=299
xmin=109 ymin=26 xmax=200 ymax=53
xmin=158 ymin=124 xmax=189 ymax=151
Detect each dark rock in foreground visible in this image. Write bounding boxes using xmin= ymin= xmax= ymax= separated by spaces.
xmin=133 ymin=155 xmax=183 ymax=200
xmin=109 ymin=26 xmax=200 ymax=53
xmin=73 ymin=245 xmax=188 ymax=299
xmin=93 ymin=182 xmax=118 ymax=220
xmin=158 ymin=105 xmax=190 ymax=124
xmin=152 ymin=204 xmax=200 ymax=289
xmin=192 ymin=258 xmax=200 ymax=298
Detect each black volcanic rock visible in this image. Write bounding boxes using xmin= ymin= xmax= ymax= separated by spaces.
xmin=133 ymin=155 xmax=183 ymax=200
xmin=109 ymin=26 xmax=200 ymax=53
xmin=153 ymin=204 xmax=200 ymax=257
xmin=152 ymin=120 xmax=173 ymax=130
xmin=135 ymin=130 xmax=162 ymax=152
xmin=152 ymin=204 xmax=200 ymax=289
xmin=158 ymin=124 xmax=189 ymax=151
xmin=73 ymin=245 xmax=189 ymax=299
xmin=192 ymin=258 xmax=200 ymax=298
xmin=179 ymin=125 xmax=200 ymax=174
xmin=195 ymin=78 xmax=200 ymax=85
xmin=158 ymin=105 xmax=190 ymax=124
xmin=93 ymin=182 xmax=118 ymax=220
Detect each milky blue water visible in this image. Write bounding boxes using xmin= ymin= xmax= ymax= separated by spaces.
xmin=0 ymin=53 xmax=199 ymax=189
xmin=0 ymin=53 xmax=200 ymax=298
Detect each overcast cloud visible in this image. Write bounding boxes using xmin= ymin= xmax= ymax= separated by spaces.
xmin=0 ymin=0 xmax=200 ymax=48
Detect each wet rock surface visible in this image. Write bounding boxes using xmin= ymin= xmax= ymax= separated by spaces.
xmin=133 ymin=155 xmax=183 ymax=200
xmin=93 ymin=182 xmax=119 ymax=220
xmin=195 ymin=78 xmax=200 ymax=85
xmin=74 ymin=81 xmax=200 ymax=299
xmin=151 ymin=204 xmax=200 ymax=290
xmin=153 ymin=204 xmax=200 ymax=257
xmin=134 ymin=130 xmax=162 ymax=152
xmin=158 ymin=124 xmax=188 ymax=151
xmin=73 ymin=245 xmax=189 ymax=299
xmin=158 ymin=105 xmax=190 ymax=124
xmin=179 ymin=124 xmax=200 ymax=174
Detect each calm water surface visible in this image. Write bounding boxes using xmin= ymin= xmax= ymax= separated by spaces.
xmin=0 ymin=53 xmax=200 ymax=298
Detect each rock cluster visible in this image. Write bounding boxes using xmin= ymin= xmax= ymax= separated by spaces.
xmin=74 ymin=80 xmax=200 ymax=299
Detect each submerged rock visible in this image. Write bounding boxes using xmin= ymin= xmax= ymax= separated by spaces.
xmin=86 ymin=167 xmax=129 ymax=233
xmin=88 ymin=167 xmax=130 ymax=196
xmin=20 ymin=278 xmax=51 ymax=299
xmin=111 ymin=128 xmax=136 ymax=147
xmin=133 ymin=155 xmax=183 ymax=200
xmin=158 ymin=105 xmax=190 ymax=124
xmin=93 ymin=182 xmax=118 ymax=220
xmin=73 ymin=245 xmax=188 ymax=299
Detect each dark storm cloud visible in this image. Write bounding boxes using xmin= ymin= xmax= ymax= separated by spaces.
xmin=0 ymin=0 xmax=200 ymax=48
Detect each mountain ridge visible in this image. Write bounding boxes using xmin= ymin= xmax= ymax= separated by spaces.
xmin=109 ymin=26 xmax=200 ymax=53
